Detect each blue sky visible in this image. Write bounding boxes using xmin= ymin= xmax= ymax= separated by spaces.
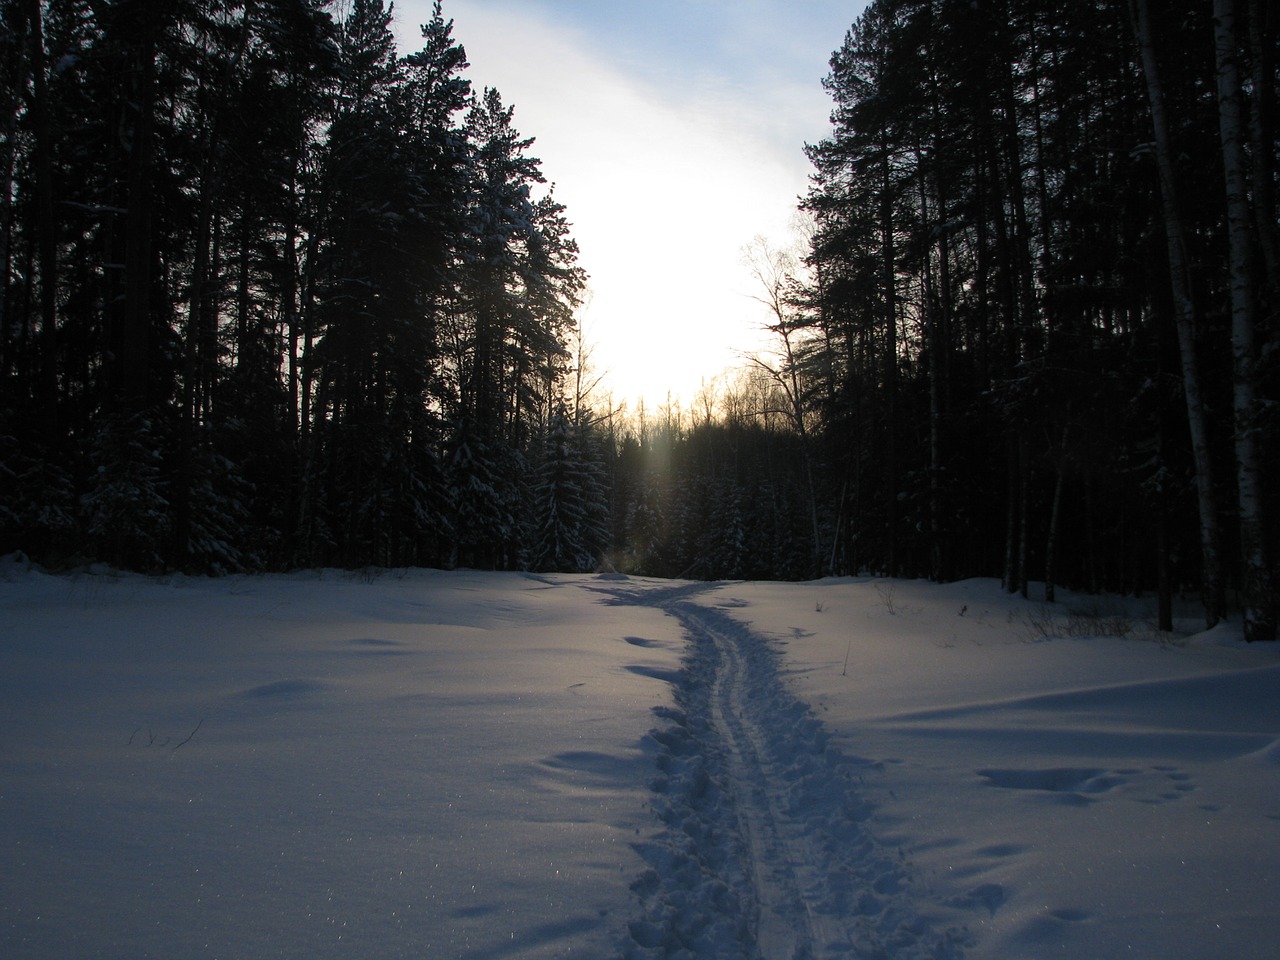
xmin=392 ymin=0 xmax=867 ymax=409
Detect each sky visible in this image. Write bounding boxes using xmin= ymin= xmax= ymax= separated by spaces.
xmin=391 ymin=0 xmax=867 ymax=411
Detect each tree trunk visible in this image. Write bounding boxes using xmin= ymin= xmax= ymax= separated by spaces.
xmin=1003 ymin=432 xmax=1020 ymax=594
xmin=916 ymin=147 xmax=945 ymax=582
xmin=1130 ymin=0 xmax=1226 ymax=628
xmin=0 ymin=9 xmax=20 ymax=387
xmin=121 ymin=3 xmax=160 ymax=409
xmin=1157 ymin=500 xmax=1174 ymax=633
xmin=1246 ymin=0 xmax=1279 ymax=296
xmin=24 ymin=0 xmax=58 ymax=420
xmin=997 ymin=18 xmax=1040 ymax=363
xmin=1017 ymin=433 xmax=1030 ymax=600
xmin=1045 ymin=422 xmax=1071 ymax=604
xmin=1213 ymin=0 xmax=1276 ymax=641
xmin=173 ymin=180 xmax=215 ymax=566
xmin=880 ymin=149 xmax=899 ymax=578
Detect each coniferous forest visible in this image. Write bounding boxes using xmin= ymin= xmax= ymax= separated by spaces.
xmin=1 ymin=1 xmax=1276 ymax=638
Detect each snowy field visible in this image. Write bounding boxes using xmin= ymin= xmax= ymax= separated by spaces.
xmin=2 ymin=560 xmax=1278 ymax=959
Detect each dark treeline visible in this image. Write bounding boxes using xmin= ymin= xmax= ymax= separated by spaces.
xmin=1 ymin=0 xmax=608 ymax=574
xmin=598 ymin=381 xmax=824 ymax=582
xmin=2 ymin=1 xmax=1276 ymax=639
xmin=788 ymin=0 xmax=1276 ymax=638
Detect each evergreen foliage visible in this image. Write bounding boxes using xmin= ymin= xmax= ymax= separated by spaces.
xmin=528 ymin=401 xmax=608 ymax=573
xmin=0 ymin=0 xmax=593 ymax=574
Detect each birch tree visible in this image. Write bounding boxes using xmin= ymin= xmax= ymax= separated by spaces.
xmin=1130 ymin=0 xmax=1226 ymax=628
xmin=1212 ymin=0 xmax=1275 ymax=641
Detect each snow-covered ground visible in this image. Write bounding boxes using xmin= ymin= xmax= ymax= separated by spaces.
xmin=2 ymin=560 xmax=1277 ymax=958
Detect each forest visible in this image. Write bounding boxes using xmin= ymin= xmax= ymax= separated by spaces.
xmin=0 ymin=0 xmax=1275 ymax=639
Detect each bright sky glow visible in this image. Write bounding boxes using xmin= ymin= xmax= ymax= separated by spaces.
xmin=392 ymin=0 xmax=867 ymax=410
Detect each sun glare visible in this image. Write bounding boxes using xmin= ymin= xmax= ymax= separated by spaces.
xmin=393 ymin=2 xmax=809 ymax=414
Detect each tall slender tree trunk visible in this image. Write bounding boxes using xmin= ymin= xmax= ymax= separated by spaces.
xmin=122 ymin=4 xmax=160 ymax=409
xmin=1003 ymin=433 xmax=1020 ymax=594
xmin=1213 ymin=0 xmax=1276 ymax=641
xmin=1027 ymin=19 xmax=1056 ymax=351
xmin=1246 ymin=0 xmax=1279 ymax=295
xmin=997 ymin=29 xmax=1040 ymax=362
xmin=1156 ymin=405 xmax=1175 ymax=632
xmin=1017 ymin=433 xmax=1030 ymax=599
xmin=174 ymin=173 xmax=216 ymax=566
xmin=916 ymin=150 xmax=950 ymax=582
xmin=1045 ymin=421 xmax=1071 ymax=604
xmin=286 ymin=204 xmax=301 ymax=436
xmin=880 ymin=149 xmax=898 ymax=577
xmin=0 ymin=4 xmax=22 ymax=387
xmin=925 ymin=240 xmax=943 ymax=584
xmin=785 ymin=343 xmax=823 ymax=580
xmin=1130 ymin=0 xmax=1226 ymax=628
xmin=24 ymin=0 xmax=58 ymax=421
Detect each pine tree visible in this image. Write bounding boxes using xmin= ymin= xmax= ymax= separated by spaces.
xmin=0 ymin=0 xmax=593 ymax=574
xmin=300 ymin=0 xmax=468 ymax=566
xmin=528 ymin=401 xmax=608 ymax=572
xmin=446 ymin=413 xmax=521 ymax=568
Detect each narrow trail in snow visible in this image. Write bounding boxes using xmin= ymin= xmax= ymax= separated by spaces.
xmin=687 ymin=602 xmax=842 ymax=959
xmin=598 ymin=580 xmax=968 ymax=960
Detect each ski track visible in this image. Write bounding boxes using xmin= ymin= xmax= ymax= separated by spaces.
xmin=605 ymin=582 xmax=969 ymax=960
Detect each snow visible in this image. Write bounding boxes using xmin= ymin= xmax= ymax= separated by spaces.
xmin=2 ymin=562 xmax=1278 ymax=958
xmin=712 ymin=578 xmax=1280 ymax=959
